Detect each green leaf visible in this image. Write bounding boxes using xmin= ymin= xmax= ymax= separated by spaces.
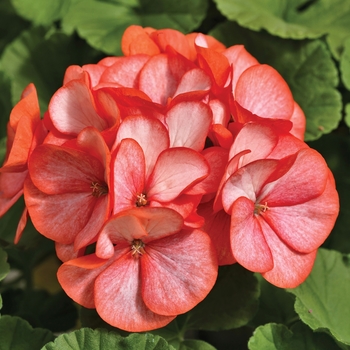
xmin=288 ymin=248 xmax=350 ymax=345
xmin=250 ymin=274 xmax=297 ymax=328
xmin=10 ymin=0 xmax=71 ymax=25
xmin=179 ymin=340 xmax=216 ymax=350
xmin=210 ymin=21 xmax=342 ymax=141
xmin=42 ymin=329 xmax=174 ymax=350
xmin=308 ymin=133 xmax=350 ymax=254
xmin=61 ymin=0 xmax=208 ymax=55
xmin=1 ymin=26 xmax=102 ymax=113
xmin=184 ymin=264 xmax=259 ymax=331
xmin=213 ymin=0 xmax=350 ymax=58
xmin=248 ymin=322 xmax=339 ymax=350
xmin=340 ymin=37 xmax=350 ymax=91
xmin=0 ymin=315 xmax=54 ymax=350
xmin=0 ymin=0 xmax=30 ymax=55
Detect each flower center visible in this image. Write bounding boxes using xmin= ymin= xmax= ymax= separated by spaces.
xmin=136 ymin=193 xmax=148 ymax=207
xmin=254 ymin=202 xmax=269 ymax=215
xmin=131 ymin=239 xmax=145 ymax=258
xmin=90 ymin=182 xmax=108 ymax=197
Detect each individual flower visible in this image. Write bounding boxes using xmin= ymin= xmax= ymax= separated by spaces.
xmin=220 ymin=148 xmax=339 ymax=287
xmin=24 ymin=127 xmax=111 ymax=250
xmin=57 ymin=207 xmax=218 ymax=331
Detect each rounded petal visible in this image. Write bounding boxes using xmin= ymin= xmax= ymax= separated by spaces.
xmin=49 ymin=79 xmax=108 ymax=135
xmin=235 ymin=65 xmax=294 ymax=120
xmin=141 ymin=229 xmax=218 ymax=316
xmin=166 ymin=101 xmax=212 ymax=151
xmin=147 ymin=148 xmax=209 ymax=202
xmin=95 ymin=253 xmax=175 ymax=331
xmin=229 ymin=197 xmax=273 ymax=272
xmin=260 ymin=219 xmax=317 ymax=288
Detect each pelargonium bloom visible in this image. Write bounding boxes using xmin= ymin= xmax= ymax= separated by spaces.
xmin=221 ymin=148 xmax=339 ymax=287
xmin=24 ymin=127 xmax=111 ymax=250
xmin=57 ymin=207 xmax=218 ymax=331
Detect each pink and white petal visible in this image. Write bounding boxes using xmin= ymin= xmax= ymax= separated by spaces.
xmin=262 ymin=172 xmax=339 ymax=253
xmin=223 ymin=45 xmax=259 ymax=92
xmin=268 ymin=133 xmax=308 ymax=159
xmin=24 ymin=178 xmax=95 ymax=244
xmin=260 ymin=219 xmax=317 ymax=288
xmin=95 ymin=254 xmax=175 ymax=331
xmin=197 ymin=200 xmax=235 ymax=265
xmin=209 ymin=99 xmax=230 ymax=126
xmin=289 ymin=101 xmax=306 ymax=140
xmin=138 ymin=54 xmax=179 ymax=105
xmin=115 ymin=115 xmax=169 ymax=179
xmin=229 ymin=197 xmax=273 ymax=272
xmin=166 ymin=101 xmax=212 ymax=151
xmin=82 ymin=64 xmax=106 ymax=87
xmin=112 ymin=138 xmax=145 ymax=214
xmin=235 ymin=65 xmax=294 ymax=120
xmin=57 ymin=251 xmax=125 ymax=308
xmin=260 ymin=148 xmax=329 ymax=207
xmin=221 ymin=159 xmax=280 ymax=213
xmin=229 ymin=123 xmax=279 ymax=167
xmin=173 ymin=68 xmax=211 ymax=98
xmin=99 ymin=55 xmax=150 ymax=88
xmin=147 ymin=148 xmax=209 ymax=202
xmin=29 ymin=145 xmax=105 ymax=194
xmin=74 ymin=195 xmax=110 ymax=250
xmin=49 ymin=79 xmax=107 ymax=134
xmin=141 ymin=229 xmax=218 ymax=316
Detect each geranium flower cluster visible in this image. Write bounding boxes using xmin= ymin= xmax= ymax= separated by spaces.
xmin=0 ymin=25 xmax=339 ymax=331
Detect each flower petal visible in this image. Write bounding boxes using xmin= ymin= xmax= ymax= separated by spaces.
xmin=141 ymin=229 xmax=218 ymax=316
xmin=95 ymin=253 xmax=175 ymax=331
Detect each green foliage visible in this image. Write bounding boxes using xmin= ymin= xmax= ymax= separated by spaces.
xmin=248 ymin=322 xmax=339 ymax=350
xmin=211 ymin=21 xmax=342 ymax=141
xmin=42 ymin=329 xmax=174 ymax=350
xmin=213 ymin=0 xmax=350 ymax=58
xmin=340 ymin=37 xmax=350 ymax=91
xmin=0 ymin=315 xmax=54 ymax=350
xmin=61 ymin=0 xmax=208 ymax=55
xmin=288 ymin=248 xmax=350 ymax=346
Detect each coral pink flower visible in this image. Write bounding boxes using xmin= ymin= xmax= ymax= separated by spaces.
xmin=111 ymin=115 xmax=210 ymax=224
xmin=24 ymin=127 xmax=111 ymax=249
xmin=221 ymin=148 xmax=339 ymax=287
xmin=57 ymin=207 xmax=218 ymax=331
xmin=0 ymin=84 xmax=47 ymax=243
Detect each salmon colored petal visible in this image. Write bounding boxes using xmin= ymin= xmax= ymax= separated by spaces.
xmin=115 ymin=115 xmax=169 ymax=179
xmin=95 ymin=253 xmax=175 ymax=332
xmin=235 ymin=65 xmax=294 ymax=120
xmin=221 ymin=159 xmax=280 ymax=213
xmin=229 ymin=197 xmax=273 ymax=272
xmin=260 ymin=149 xmax=329 ymax=206
xmin=13 ymin=208 xmax=28 ymax=244
xmin=150 ymin=29 xmax=191 ymax=59
xmin=147 ymin=148 xmax=209 ymax=202
xmin=49 ymin=79 xmax=108 ymax=135
xmin=28 ymin=145 xmax=105 ymax=194
xmin=58 ymin=251 xmax=124 ymax=308
xmin=55 ymin=242 xmax=85 ymax=262
xmin=223 ymin=45 xmax=259 ymax=92
xmin=166 ymin=101 xmax=212 ymax=151
xmin=99 ymin=55 xmax=150 ymax=88
xmin=112 ymin=138 xmax=145 ymax=214
xmin=262 ymin=172 xmax=339 ymax=253
xmin=24 ymin=178 xmax=95 ymax=244
xmin=141 ymin=229 xmax=218 ymax=316
xmin=121 ymin=25 xmax=160 ymax=56
xmin=260 ymin=219 xmax=317 ymax=288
